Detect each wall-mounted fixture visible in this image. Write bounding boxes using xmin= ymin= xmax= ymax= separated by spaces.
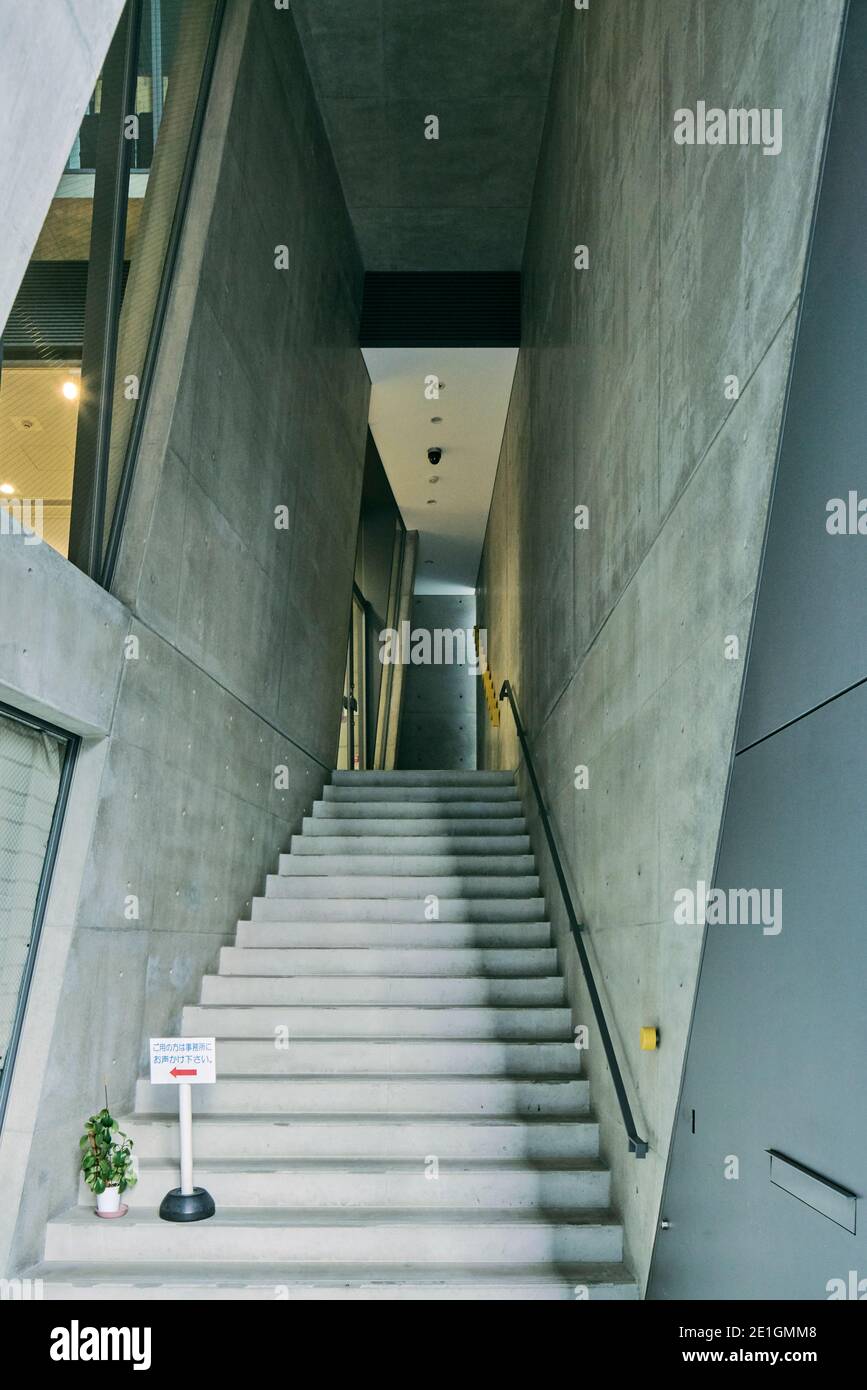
xmin=640 ymin=1026 xmax=659 ymax=1050
xmin=474 ymin=628 xmax=500 ymax=728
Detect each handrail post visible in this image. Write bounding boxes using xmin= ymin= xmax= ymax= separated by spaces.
xmin=498 ymin=679 xmax=648 ymax=1159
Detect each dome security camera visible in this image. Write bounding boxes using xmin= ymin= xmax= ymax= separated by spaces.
xmin=427 ymin=447 xmax=442 ymax=466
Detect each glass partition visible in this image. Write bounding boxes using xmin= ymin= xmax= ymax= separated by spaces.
xmin=0 ymin=710 xmax=70 ymax=1096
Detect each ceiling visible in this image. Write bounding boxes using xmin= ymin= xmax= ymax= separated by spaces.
xmin=292 ymin=0 xmax=562 ymax=271
xmin=0 ymin=365 xmax=79 ymax=557
xmin=363 ymin=347 xmax=517 ymax=593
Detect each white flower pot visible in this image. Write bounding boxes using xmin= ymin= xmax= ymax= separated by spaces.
xmin=96 ymin=1186 xmax=121 ymax=1214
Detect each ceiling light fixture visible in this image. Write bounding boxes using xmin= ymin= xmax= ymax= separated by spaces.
xmin=0 ymin=483 xmax=15 ymax=495
xmin=430 ymin=416 xmax=442 ymax=424
xmin=61 ymin=379 xmax=79 ymax=400
xmin=428 ymin=476 xmax=440 ymax=484
xmin=426 ymin=499 xmax=437 ymax=505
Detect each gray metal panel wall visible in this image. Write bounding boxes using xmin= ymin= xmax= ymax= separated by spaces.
xmin=650 ymin=690 xmax=867 ymax=1298
xmin=736 ymin=0 xmax=867 ymax=752
xmin=650 ymin=0 xmax=867 ymax=1300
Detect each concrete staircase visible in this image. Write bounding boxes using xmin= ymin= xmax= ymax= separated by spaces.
xmin=28 ymin=770 xmax=637 ymax=1300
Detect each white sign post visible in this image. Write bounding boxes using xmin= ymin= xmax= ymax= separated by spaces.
xmin=149 ymin=1037 xmax=217 ymax=1222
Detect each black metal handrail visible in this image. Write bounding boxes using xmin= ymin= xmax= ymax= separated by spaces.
xmin=498 ymin=679 xmax=649 ymax=1158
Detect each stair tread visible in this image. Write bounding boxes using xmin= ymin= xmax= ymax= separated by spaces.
xmin=162 ymin=1071 xmax=582 ymax=1083
xmin=51 ymin=1205 xmax=618 ymax=1229
xmin=190 ymin=1006 xmax=569 ymax=1017
xmin=129 ymin=1111 xmax=593 ymax=1125
xmin=24 ymin=1259 xmax=636 ymax=1288
xmin=210 ymin=974 xmax=563 ymax=980
xmin=129 ymin=1155 xmax=606 ymax=1173
xmin=330 ymin=771 xmax=515 ymax=781
xmin=180 ymin=1035 xmax=575 ymax=1044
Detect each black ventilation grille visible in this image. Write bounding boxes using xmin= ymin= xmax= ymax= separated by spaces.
xmin=2 ymin=261 xmax=129 ymax=361
xmin=360 ymin=272 xmax=521 ymax=348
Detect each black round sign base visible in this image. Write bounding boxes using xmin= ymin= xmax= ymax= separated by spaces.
xmin=159 ymin=1187 xmax=216 ymax=1222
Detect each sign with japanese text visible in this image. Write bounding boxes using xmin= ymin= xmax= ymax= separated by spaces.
xmin=149 ymin=1037 xmax=216 ymax=1085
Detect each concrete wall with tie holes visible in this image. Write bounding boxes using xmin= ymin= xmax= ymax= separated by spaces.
xmin=477 ymin=0 xmax=846 ymax=1289
xmin=0 ymin=0 xmax=370 ymax=1274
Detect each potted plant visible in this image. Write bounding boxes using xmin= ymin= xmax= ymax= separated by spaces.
xmin=80 ymin=1100 xmax=137 ymax=1217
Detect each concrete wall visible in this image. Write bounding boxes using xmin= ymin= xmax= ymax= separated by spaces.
xmin=398 ymin=594 xmax=477 ymax=770
xmin=0 ymin=0 xmax=369 ymax=1274
xmin=477 ymin=0 xmax=844 ymax=1288
xmin=0 ymin=0 xmax=125 ymax=326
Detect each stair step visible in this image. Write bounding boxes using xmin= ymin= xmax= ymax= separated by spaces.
xmin=236 ymin=922 xmax=551 ymax=948
xmin=44 ymin=1206 xmax=621 ymax=1265
xmin=134 ymin=1075 xmax=588 ymax=1116
xmin=110 ymin=1156 xmax=605 ymax=1209
xmin=33 ymin=762 xmax=636 ymax=1295
xmin=181 ymin=1004 xmax=572 ymax=1039
xmin=278 ymin=854 xmax=536 ymax=876
xmin=331 ymin=771 xmax=515 ymax=787
xmin=263 ymin=874 xmax=541 ymax=901
xmin=323 ymin=785 xmax=519 ymax=803
xmin=312 ymin=802 xmax=523 ymax=820
xmin=249 ymin=899 xmax=546 ymax=923
xmin=290 ymin=834 xmax=532 ymax=855
xmin=23 ymin=1259 xmax=638 ymax=1300
xmin=200 ymin=1038 xmax=580 ymax=1075
xmin=217 ymin=946 xmax=559 ymax=977
xmin=124 ymin=1114 xmax=599 ymax=1161
xmin=201 ymin=975 xmax=565 ymax=1005
xmin=234 ymin=917 xmax=547 ymax=950
xmin=302 ymin=817 xmax=527 ymax=836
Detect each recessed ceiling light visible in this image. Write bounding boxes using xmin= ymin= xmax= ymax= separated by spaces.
xmin=430 ymin=416 xmax=442 ymax=424
xmin=426 ymin=499 xmax=437 ymax=505
xmin=424 ymin=560 xmax=435 ymax=565
xmin=428 ymin=476 xmax=440 ymax=484
xmin=61 ymin=379 xmax=79 ymax=400
xmin=0 ymin=483 xmax=15 ymax=495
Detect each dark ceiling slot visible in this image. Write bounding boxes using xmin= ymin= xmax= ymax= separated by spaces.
xmin=360 ymin=272 xmax=521 ymax=348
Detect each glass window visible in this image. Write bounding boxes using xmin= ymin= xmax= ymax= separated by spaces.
xmin=0 ymin=0 xmax=221 ymax=575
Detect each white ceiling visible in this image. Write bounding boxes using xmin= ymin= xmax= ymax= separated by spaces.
xmin=362 ymin=347 xmax=518 ymax=594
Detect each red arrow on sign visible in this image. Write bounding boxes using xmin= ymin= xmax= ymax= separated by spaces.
xmin=170 ymin=1067 xmax=198 ymax=1077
